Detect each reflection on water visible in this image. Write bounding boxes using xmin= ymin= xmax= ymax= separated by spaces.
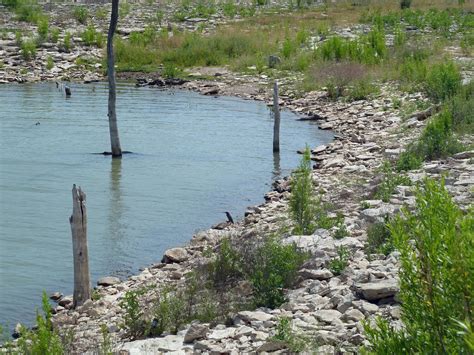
xmin=0 ymin=82 xmax=333 ymax=327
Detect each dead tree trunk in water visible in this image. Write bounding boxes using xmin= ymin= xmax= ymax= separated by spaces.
xmin=70 ymin=185 xmax=91 ymax=308
xmin=273 ymin=81 xmax=280 ymax=153
xmin=107 ymin=0 xmax=122 ymax=157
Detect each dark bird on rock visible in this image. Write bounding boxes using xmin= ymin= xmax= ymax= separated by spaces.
xmin=225 ymin=211 xmax=234 ymax=224
xmin=211 ymin=211 xmax=234 ymax=230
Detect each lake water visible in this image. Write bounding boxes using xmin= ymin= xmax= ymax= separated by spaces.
xmin=0 ymin=82 xmax=333 ymax=328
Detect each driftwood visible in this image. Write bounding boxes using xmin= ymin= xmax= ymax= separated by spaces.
xmin=273 ymin=81 xmax=280 ymax=153
xmin=69 ymin=185 xmax=91 ymax=308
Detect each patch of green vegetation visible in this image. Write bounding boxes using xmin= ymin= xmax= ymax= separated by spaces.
xmin=375 ymin=161 xmax=411 ymax=202
xmin=3 ymin=0 xmax=45 ymax=23
xmin=99 ymin=324 xmax=113 ymax=355
xmin=271 ymin=317 xmax=309 ymax=352
xmin=364 ymin=178 xmax=474 ymax=354
xmin=20 ymin=38 xmax=36 ymax=60
xmin=328 ymin=246 xmax=350 ymax=275
xmin=37 ymin=17 xmax=48 ymax=41
xmin=63 ymin=32 xmax=73 ymax=52
xmin=365 ymin=218 xmax=394 ymax=255
xmin=50 ymin=27 xmax=60 ymax=43
xmin=119 ymin=289 xmax=147 ymax=340
xmin=81 ymin=25 xmax=105 ymax=48
xmin=16 ymin=291 xmax=67 ymax=354
xmin=73 ymin=6 xmax=88 ymax=25
xmin=46 ymin=55 xmax=54 ymax=70
xmin=246 ymin=237 xmax=308 ymax=309
xmin=425 ymin=61 xmax=462 ymax=102
xmin=289 ymin=147 xmax=317 ymax=235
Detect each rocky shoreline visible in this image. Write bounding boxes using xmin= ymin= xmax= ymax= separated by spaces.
xmin=37 ymin=75 xmax=473 ymax=354
xmin=1 ymin=3 xmax=473 ymax=354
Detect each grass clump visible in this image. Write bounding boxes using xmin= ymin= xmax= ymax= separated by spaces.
xmin=20 ymin=38 xmax=36 ymax=60
xmin=50 ymin=28 xmax=60 ymax=43
xmin=364 ymin=178 xmax=474 ymax=354
xmin=119 ymin=289 xmax=147 ymax=340
xmin=365 ymin=218 xmax=394 ymax=256
xmin=328 ymin=246 xmax=350 ymax=275
xmin=425 ymin=61 xmax=462 ymax=102
xmin=271 ymin=317 xmax=309 ymax=352
xmin=81 ymin=25 xmax=105 ymax=48
xmin=289 ymin=147 xmax=317 ymax=235
xmin=73 ymin=6 xmax=88 ymax=25
xmin=46 ymin=55 xmax=54 ymax=70
xmin=63 ymin=32 xmax=73 ymax=52
xmin=245 ymin=237 xmax=308 ymax=309
xmin=375 ymin=161 xmax=411 ymax=202
xmin=16 ymin=291 xmax=66 ymax=354
xmin=37 ymin=17 xmax=48 ymax=41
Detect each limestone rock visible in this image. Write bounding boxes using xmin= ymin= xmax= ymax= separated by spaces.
xmin=97 ymin=276 xmax=121 ymax=286
xmin=162 ymin=247 xmax=189 ymax=263
xmin=184 ymin=323 xmax=208 ymax=343
xmin=356 ymin=279 xmax=399 ymax=301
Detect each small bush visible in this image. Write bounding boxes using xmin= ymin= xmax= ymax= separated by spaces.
xmin=119 ymin=290 xmax=147 ymax=340
xmin=207 ymin=238 xmax=242 ymax=289
xmin=162 ymin=63 xmax=182 ymax=79
xmin=73 ymin=6 xmax=88 ymax=25
xmin=364 ymin=178 xmax=474 ymax=353
xmin=272 ymin=317 xmax=308 ymax=352
xmin=46 ymin=55 xmax=54 ymax=70
xmin=365 ymin=219 xmax=393 ymax=255
xmin=328 ymin=246 xmax=350 ymax=275
xmin=396 ymin=149 xmax=422 ymax=171
xmin=425 ymin=61 xmax=462 ymax=102
xmin=63 ymin=32 xmax=72 ymax=52
xmin=21 ymin=39 xmax=36 ymax=60
xmin=150 ymin=286 xmax=187 ymax=336
xmin=448 ymin=81 xmax=474 ymax=133
xmin=289 ymin=147 xmax=317 ymax=235
xmin=17 ymin=291 xmax=65 ymax=354
xmin=50 ymin=28 xmax=60 ymax=43
xmin=245 ymin=237 xmax=308 ymax=309
xmin=37 ymin=18 xmax=48 ymax=40
xmin=375 ymin=161 xmax=411 ymax=202
xmin=346 ymin=80 xmax=379 ymax=101
xmin=99 ymin=324 xmax=113 ymax=355
xmin=417 ymin=110 xmax=463 ymax=160
xmin=81 ymin=25 xmax=104 ymax=47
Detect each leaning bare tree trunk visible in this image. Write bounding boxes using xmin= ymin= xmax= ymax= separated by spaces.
xmin=273 ymin=81 xmax=280 ymax=153
xmin=70 ymin=185 xmax=91 ymax=308
xmin=107 ymin=0 xmax=122 ymax=157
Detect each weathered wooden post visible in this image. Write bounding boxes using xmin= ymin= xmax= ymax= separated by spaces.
xmin=70 ymin=184 xmax=91 ymax=308
xmin=273 ymin=81 xmax=280 ymax=153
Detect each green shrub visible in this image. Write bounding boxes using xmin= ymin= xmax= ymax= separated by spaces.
xmin=364 ymin=178 xmax=474 ymax=353
xmin=272 ymin=317 xmax=308 ymax=352
xmin=246 ymin=237 xmax=308 ymax=309
xmin=99 ymin=324 xmax=113 ymax=355
xmin=50 ymin=28 xmax=60 ymax=43
xmin=119 ymin=290 xmax=147 ymax=340
xmin=222 ymin=1 xmax=237 ymax=18
xmin=347 ymin=80 xmax=379 ymax=101
xmin=162 ymin=63 xmax=182 ymax=79
xmin=37 ymin=17 xmax=48 ymax=40
xmin=73 ymin=6 xmax=88 ymax=25
xmin=396 ymin=149 xmax=422 ymax=171
xmin=425 ymin=61 xmax=462 ymax=102
xmin=17 ymin=291 xmax=65 ymax=354
xmin=448 ymin=81 xmax=474 ymax=133
xmin=150 ymin=286 xmax=187 ymax=336
xmin=375 ymin=161 xmax=411 ymax=202
xmin=207 ymin=238 xmax=242 ymax=289
xmin=81 ymin=25 xmax=104 ymax=47
xmin=365 ymin=219 xmax=393 ymax=255
xmin=63 ymin=32 xmax=72 ymax=52
xmin=46 ymin=55 xmax=54 ymax=70
xmin=289 ymin=147 xmax=317 ymax=235
xmin=417 ymin=110 xmax=463 ymax=160
xmin=21 ymin=39 xmax=36 ymax=60
xmin=328 ymin=246 xmax=350 ymax=275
